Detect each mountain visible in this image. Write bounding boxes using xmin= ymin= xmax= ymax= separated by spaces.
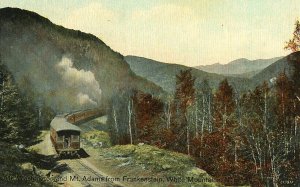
xmin=250 ymin=52 xmax=300 ymax=87
xmin=125 ymin=55 xmax=252 ymax=93
xmin=195 ymin=57 xmax=282 ymax=77
xmin=0 ymin=8 xmax=163 ymax=112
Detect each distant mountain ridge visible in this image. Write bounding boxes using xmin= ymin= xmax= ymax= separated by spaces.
xmin=195 ymin=57 xmax=283 ymax=77
xmin=125 ymin=55 xmax=252 ymax=93
xmin=125 ymin=53 xmax=300 ymax=94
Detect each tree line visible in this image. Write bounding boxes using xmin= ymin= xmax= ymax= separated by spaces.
xmin=0 ymin=60 xmax=56 ymax=186
xmin=106 ymin=20 xmax=300 ymax=186
xmin=107 ymin=57 xmax=300 ymax=186
xmin=0 ymin=62 xmax=39 ymax=144
xmin=0 ymin=62 xmax=55 ymax=145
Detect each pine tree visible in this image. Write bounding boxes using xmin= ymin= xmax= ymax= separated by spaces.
xmin=133 ymin=92 xmax=164 ymax=145
xmin=0 ymin=64 xmax=39 ymax=144
xmin=195 ymin=79 xmax=239 ymax=185
xmin=214 ymin=79 xmax=236 ymax=139
xmin=171 ymin=69 xmax=195 ymax=154
xmin=285 ymin=20 xmax=300 ymax=52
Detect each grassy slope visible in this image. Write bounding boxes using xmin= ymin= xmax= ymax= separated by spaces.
xmin=80 ymin=117 xmax=222 ymax=187
xmin=84 ymin=139 xmax=221 ymax=187
xmin=125 ymin=55 xmax=251 ymax=93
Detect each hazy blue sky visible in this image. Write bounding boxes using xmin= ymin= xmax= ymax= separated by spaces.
xmin=0 ymin=0 xmax=299 ymax=66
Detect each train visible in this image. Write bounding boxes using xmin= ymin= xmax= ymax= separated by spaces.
xmin=50 ymin=109 xmax=105 ymax=156
xmin=65 ymin=109 xmax=103 ymax=124
xmin=50 ymin=117 xmax=81 ymax=156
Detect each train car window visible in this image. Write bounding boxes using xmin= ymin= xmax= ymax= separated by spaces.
xmin=72 ymin=135 xmax=79 ymax=142
xmin=57 ymin=135 xmax=64 ymax=142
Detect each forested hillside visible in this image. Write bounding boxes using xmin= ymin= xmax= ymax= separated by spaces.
xmin=108 ymin=52 xmax=300 ymax=186
xmin=1 ymin=6 xmax=299 ymax=187
xmin=0 ymin=63 xmax=55 ymax=186
xmin=195 ymin=57 xmax=282 ymax=77
xmin=125 ymin=55 xmax=251 ymax=93
xmin=250 ymin=55 xmax=294 ymax=87
xmin=0 ymin=8 xmax=163 ymax=112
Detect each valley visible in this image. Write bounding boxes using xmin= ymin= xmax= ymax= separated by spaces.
xmin=0 ymin=7 xmax=299 ymax=187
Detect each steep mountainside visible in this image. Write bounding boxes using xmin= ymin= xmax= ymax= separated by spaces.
xmin=125 ymin=55 xmax=251 ymax=93
xmin=250 ymin=52 xmax=300 ymax=87
xmin=0 ymin=8 xmax=163 ymax=112
xmin=195 ymin=57 xmax=282 ymax=77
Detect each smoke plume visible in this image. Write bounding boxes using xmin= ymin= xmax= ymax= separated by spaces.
xmin=56 ymin=57 xmax=102 ymax=106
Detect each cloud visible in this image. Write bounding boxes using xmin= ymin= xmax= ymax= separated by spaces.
xmin=77 ymin=92 xmax=97 ymax=106
xmin=56 ymin=56 xmax=101 ymax=106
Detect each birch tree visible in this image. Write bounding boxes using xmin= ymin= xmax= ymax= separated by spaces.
xmin=192 ymin=79 xmax=213 ymax=157
xmin=128 ymin=98 xmax=133 ymax=144
xmin=163 ymin=96 xmax=172 ymax=129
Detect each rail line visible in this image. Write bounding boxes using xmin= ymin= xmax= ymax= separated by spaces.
xmin=64 ymin=159 xmax=121 ymax=187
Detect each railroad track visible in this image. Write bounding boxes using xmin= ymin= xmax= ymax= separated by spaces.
xmin=65 ymin=159 xmax=122 ymax=187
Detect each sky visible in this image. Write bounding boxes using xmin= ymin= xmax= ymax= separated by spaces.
xmin=0 ymin=0 xmax=299 ymax=66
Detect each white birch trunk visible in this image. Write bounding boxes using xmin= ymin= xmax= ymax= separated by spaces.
xmin=195 ymin=100 xmax=198 ymax=138
xmin=186 ymin=113 xmax=190 ymax=155
xmin=167 ymin=101 xmax=171 ymax=129
xmin=113 ymin=106 xmax=119 ymax=134
xmin=128 ymin=99 xmax=133 ymax=144
xmin=264 ymin=91 xmax=267 ymax=130
xmin=164 ymin=100 xmax=171 ymax=129
xmin=208 ymin=94 xmax=212 ymax=132
xmin=1 ymin=80 xmax=4 ymax=111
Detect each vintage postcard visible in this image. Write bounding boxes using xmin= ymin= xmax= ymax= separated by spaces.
xmin=0 ymin=1 xmax=299 ymax=187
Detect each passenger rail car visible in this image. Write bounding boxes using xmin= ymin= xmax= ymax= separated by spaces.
xmin=50 ymin=117 xmax=81 ymax=156
xmin=50 ymin=109 xmax=105 ymax=156
xmin=66 ymin=109 xmax=103 ymax=124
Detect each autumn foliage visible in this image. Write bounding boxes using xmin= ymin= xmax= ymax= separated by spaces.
xmin=285 ymin=20 xmax=300 ymax=52
xmin=108 ymin=64 xmax=300 ymax=186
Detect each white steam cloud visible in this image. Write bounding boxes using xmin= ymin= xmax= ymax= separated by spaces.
xmin=77 ymin=92 xmax=97 ymax=106
xmin=56 ymin=57 xmax=101 ymax=106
